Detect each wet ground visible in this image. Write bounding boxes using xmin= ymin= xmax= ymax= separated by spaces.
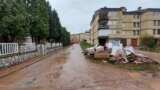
xmin=135 ymin=49 xmax=160 ymax=64
xmin=0 ymin=44 xmax=160 ymax=90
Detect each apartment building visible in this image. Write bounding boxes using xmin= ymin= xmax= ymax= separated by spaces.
xmin=81 ymin=30 xmax=91 ymax=44
xmin=90 ymin=7 xmax=160 ymax=46
xmin=71 ymin=30 xmax=91 ymax=44
xmin=71 ymin=34 xmax=80 ymax=43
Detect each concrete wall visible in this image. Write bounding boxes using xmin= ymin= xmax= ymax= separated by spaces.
xmin=0 ymin=44 xmax=62 ymax=68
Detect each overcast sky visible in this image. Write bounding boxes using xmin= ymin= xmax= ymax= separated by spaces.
xmin=48 ymin=0 xmax=160 ymax=34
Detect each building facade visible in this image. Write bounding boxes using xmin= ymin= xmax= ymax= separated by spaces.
xmin=80 ymin=30 xmax=91 ymax=44
xmin=70 ymin=34 xmax=80 ymax=43
xmin=90 ymin=7 xmax=160 ymax=46
xmin=71 ymin=30 xmax=91 ymax=44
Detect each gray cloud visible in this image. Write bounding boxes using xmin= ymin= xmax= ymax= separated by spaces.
xmin=48 ymin=0 xmax=160 ymax=34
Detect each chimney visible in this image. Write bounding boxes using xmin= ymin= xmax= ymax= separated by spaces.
xmin=138 ymin=7 xmax=142 ymax=11
xmin=103 ymin=6 xmax=107 ymax=9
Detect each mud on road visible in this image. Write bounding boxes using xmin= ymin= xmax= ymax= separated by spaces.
xmin=0 ymin=44 xmax=160 ymax=90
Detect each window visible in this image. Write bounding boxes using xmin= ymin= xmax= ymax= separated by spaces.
xmin=153 ymin=12 xmax=160 ymax=16
xmin=158 ymin=29 xmax=160 ymax=35
xmin=122 ymin=31 xmax=125 ymax=35
xmin=133 ymin=22 xmax=136 ymax=27
xmin=158 ymin=20 xmax=160 ymax=26
xmin=137 ymin=22 xmax=140 ymax=27
xmin=108 ymin=20 xmax=117 ymax=25
xmin=153 ymin=20 xmax=160 ymax=26
xmin=100 ymin=14 xmax=107 ymax=19
xmin=137 ymin=30 xmax=140 ymax=35
xmin=112 ymin=30 xmax=117 ymax=34
xmin=133 ymin=31 xmax=136 ymax=35
xmin=134 ymin=15 xmax=136 ymax=19
xmin=108 ymin=21 xmax=112 ymax=25
xmin=98 ymin=29 xmax=112 ymax=36
xmin=133 ymin=30 xmax=140 ymax=35
xmin=122 ymin=23 xmax=125 ymax=30
xmin=112 ymin=21 xmax=117 ymax=25
xmin=153 ymin=20 xmax=156 ymax=26
xmin=103 ymin=22 xmax=107 ymax=26
xmin=134 ymin=15 xmax=140 ymax=19
xmin=137 ymin=15 xmax=140 ymax=19
xmin=153 ymin=29 xmax=156 ymax=35
xmin=133 ymin=22 xmax=140 ymax=27
xmin=108 ymin=12 xmax=117 ymax=16
xmin=108 ymin=12 xmax=112 ymax=16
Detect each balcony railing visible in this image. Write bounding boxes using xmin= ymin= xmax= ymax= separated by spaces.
xmin=98 ymin=29 xmax=117 ymax=37
xmin=98 ymin=15 xmax=108 ymax=22
xmin=98 ymin=25 xmax=109 ymax=30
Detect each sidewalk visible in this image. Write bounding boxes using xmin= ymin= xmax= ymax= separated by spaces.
xmin=135 ymin=49 xmax=160 ymax=63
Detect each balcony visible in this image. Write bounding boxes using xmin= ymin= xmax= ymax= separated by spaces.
xmin=98 ymin=15 xmax=108 ymax=22
xmin=98 ymin=25 xmax=109 ymax=30
xmin=98 ymin=29 xmax=117 ymax=37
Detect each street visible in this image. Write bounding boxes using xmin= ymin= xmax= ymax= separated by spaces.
xmin=0 ymin=44 xmax=160 ymax=90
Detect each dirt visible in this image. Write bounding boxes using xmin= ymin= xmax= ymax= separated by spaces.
xmin=0 ymin=44 xmax=160 ymax=90
xmin=135 ymin=49 xmax=160 ymax=64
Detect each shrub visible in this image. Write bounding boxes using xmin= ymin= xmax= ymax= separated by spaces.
xmin=140 ymin=35 xmax=156 ymax=49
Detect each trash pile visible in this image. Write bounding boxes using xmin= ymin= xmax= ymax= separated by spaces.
xmin=85 ymin=40 xmax=157 ymax=64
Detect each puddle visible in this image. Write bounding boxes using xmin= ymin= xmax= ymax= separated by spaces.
xmin=128 ymin=72 xmax=142 ymax=79
xmin=55 ymin=55 xmax=67 ymax=64
xmin=26 ymin=78 xmax=37 ymax=84
xmin=143 ymin=80 xmax=160 ymax=90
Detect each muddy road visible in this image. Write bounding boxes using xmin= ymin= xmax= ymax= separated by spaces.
xmin=0 ymin=44 xmax=160 ymax=90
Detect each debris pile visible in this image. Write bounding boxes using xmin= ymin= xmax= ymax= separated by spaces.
xmin=94 ymin=51 xmax=109 ymax=59
xmin=85 ymin=40 xmax=157 ymax=64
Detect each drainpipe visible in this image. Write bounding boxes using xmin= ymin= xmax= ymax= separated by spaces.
xmin=139 ymin=13 xmax=142 ymax=46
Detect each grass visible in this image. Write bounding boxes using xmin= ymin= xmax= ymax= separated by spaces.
xmin=113 ymin=63 xmax=160 ymax=73
xmin=80 ymin=42 xmax=91 ymax=51
xmin=140 ymin=46 xmax=160 ymax=53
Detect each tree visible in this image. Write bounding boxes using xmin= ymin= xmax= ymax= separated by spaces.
xmin=28 ymin=0 xmax=49 ymax=44
xmin=140 ymin=34 xmax=156 ymax=49
xmin=52 ymin=10 xmax=62 ymax=42
xmin=0 ymin=0 xmax=29 ymax=43
xmin=47 ymin=2 xmax=58 ymax=42
xmin=0 ymin=0 xmax=70 ymax=44
xmin=61 ymin=27 xmax=70 ymax=46
xmin=47 ymin=3 xmax=70 ymax=45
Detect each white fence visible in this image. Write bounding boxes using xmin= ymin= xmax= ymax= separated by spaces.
xmin=45 ymin=43 xmax=52 ymax=49
xmin=0 ymin=42 xmax=62 ymax=56
xmin=0 ymin=43 xmax=19 ymax=56
xmin=45 ymin=43 xmax=62 ymax=49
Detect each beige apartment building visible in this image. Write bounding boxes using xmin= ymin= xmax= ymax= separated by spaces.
xmin=71 ymin=30 xmax=91 ymax=44
xmin=71 ymin=34 xmax=80 ymax=43
xmin=90 ymin=7 xmax=160 ymax=46
xmin=80 ymin=30 xmax=91 ymax=44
